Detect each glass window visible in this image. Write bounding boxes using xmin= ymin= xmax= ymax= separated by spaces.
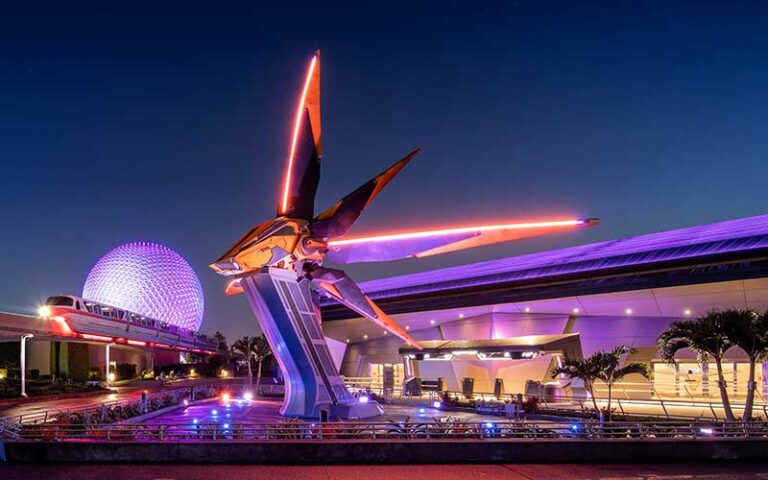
xmin=45 ymin=296 xmax=74 ymax=307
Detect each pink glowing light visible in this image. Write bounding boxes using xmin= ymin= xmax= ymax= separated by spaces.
xmin=328 ymin=219 xmax=588 ymax=246
xmin=280 ymin=53 xmax=318 ymax=215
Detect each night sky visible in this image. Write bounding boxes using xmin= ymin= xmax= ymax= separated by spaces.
xmin=2 ymin=2 xmax=767 ymax=341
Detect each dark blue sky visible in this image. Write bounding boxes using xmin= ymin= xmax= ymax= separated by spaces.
xmin=2 ymin=2 xmax=767 ymax=341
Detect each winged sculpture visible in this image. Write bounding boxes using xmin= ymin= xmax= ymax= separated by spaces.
xmin=211 ymin=50 xmax=597 ymax=351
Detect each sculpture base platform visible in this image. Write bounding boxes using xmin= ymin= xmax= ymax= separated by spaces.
xmin=240 ymin=267 xmax=380 ymax=420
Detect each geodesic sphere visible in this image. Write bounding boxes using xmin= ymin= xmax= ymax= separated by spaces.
xmin=82 ymin=242 xmax=204 ymax=331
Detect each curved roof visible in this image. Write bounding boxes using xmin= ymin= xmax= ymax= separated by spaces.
xmin=327 ymin=214 xmax=768 ymax=305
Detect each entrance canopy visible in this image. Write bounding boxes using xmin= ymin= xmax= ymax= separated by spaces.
xmin=398 ymin=333 xmax=582 ymax=360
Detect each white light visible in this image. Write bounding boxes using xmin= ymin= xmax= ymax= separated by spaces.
xmin=192 ymin=418 xmax=198 ymax=424
xmin=183 ymin=399 xmax=189 ymax=407
xmin=223 ymin=423 xmax=230 ymax=429
xmin=346 ymin=339 xmax=350 ymax=343
xmin=433 ymin=401 xmax=442 ymax=409
xmin=38 ymin=306 xmax=51 ymax=317
xmin=503 ymin=352 xmax=511 ymax=358
xmin=451 ymin=350 xmax=478 ymax=355
xmin=458 ymin=313 xmax=464 ymax=319
xmin=572 ymin=308 xmax=580 ymax=314
xmin=405 ymin=326 xmax=410 ymax=330
xmin=108 ymin=372 xmax=116 ymax=382
xmin=485 ymin=422 xmax=494 ymax=428
xmin=684 ymin=309 xmax=691 ymax=316
xmin=700 ymin=427 xmax=713 ymax=435
xmin=383 ymin=330 xmax=388 ymax=335
xmin=625 ymin=308 xmax=633 ymax=315
xmin=523 ymin=307 xmax=531 ymax=313
xmin=212 ymin=410 xmax=218 ymax=416
xmin=359 ymin=395 xmax=369 ymax=404
xmin=243 ymin=391 xmax=254 ymax=402
xmin=430 ymin=319 xmax=435 ymax=325
xmin=521 ymin=351 xmax=537 ymax=359
xmin=424 ymin=353 xmax=431 ymax=359
xmin=363 ymin=334 xmax=368 ymax=339
xmin=443 ymin=353 xmax=453 ymax=360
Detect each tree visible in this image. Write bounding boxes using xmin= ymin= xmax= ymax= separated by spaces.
xmin=591 ymin=345 xmax=649 ymax=421
xmin=552 ymin=355 xmax=601 ymax=415
xmin=553 ymin=346 xmax=648 ymax=421
xmin=251 ymin=335 xmax=273 ymax=387
xmin=722 ymin=309 xmax=768 ymax=421
xmin=213 ymin=331 xmax=228 ymax=352
xmin=658 ymin=312 xmax=736 ymax=421
xmin=230 ymin=335 xmax=273 ymax=387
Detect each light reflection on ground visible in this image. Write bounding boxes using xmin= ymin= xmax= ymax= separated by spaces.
xmin=147 ymin=397 xmax=507 ymax=424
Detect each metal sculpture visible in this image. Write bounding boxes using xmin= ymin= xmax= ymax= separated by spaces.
xmin=211 ymin=50 xmax=597 ymax=418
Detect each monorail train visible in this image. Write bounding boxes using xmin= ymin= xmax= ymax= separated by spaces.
xmin=38 ymin=295 xmax=218 ymax=354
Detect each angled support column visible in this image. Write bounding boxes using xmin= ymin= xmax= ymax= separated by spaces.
xmin=240 ymin=267 xmax=382 ymax=419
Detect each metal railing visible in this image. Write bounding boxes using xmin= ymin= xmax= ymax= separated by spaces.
xmin=6 ymin=420 xmax=768 ymax=442
xmin=349 ymin=385 xmax=768 ymax=421
xmin=1 ymin=384 xmax=221 ymax=425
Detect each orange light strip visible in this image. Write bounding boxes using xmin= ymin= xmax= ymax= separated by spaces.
xmin=280 ymin=53 xmax=318 ymax=214
xmin=328 ymin=219 xmax=587 ymax=246
xmin=126 ymin=340 xmax=147 ymax=347
xmin=81 ymin=333 xmax=113 ymax=342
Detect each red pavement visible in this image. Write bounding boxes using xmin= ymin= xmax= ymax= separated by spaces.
xmin=0 ymin=463 xmax=765 ymax=480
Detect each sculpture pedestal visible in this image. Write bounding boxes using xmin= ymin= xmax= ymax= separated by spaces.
xmin=240 ymin=267 xmax=382 ymax=419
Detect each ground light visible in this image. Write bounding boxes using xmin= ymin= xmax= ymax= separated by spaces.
xmin=221 ymin=392 xmax=231 ymax=402
xmin=243 ymin=391 xmax=254 ymax=402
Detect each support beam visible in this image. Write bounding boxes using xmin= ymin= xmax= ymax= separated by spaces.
xmin=20 ymin=334 xmax=34 ymax=398
xmin=105 ymin=342 xmax=115 ymax=388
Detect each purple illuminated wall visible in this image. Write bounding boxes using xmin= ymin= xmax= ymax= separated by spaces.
xmin=83 ymin=242 xmax=204 ymax=331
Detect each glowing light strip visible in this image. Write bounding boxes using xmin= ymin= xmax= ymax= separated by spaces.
xmin=126 ymin=340 xmax=147 ymax=346
xmin=280 ymin=54 xmax=318 ymax=214
xmin=81 ymin=333 xmax=113 ymax=342
xmin=328 ymin=219 xmax=587 ymax=246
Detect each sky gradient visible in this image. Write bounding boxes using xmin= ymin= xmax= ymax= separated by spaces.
xmin=2 ymin=2 xmax=767 ymax=341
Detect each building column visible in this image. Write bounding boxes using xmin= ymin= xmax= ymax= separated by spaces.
xmin=674 ymin=361 xmax=680 ymax=398
xmin=20 ymin=334 xmax=34 ymax=398
xmin=145 ymin=350 xmax=154 ymax=377
xmin=733 ymin=361 xmax=738 ymax=398
xmin=701 ymin=362 xmax=710 ymax=398
xmin=762 ymin=360 xmax=768 ymax=399
xmin=105 ymin=342 xmax=115 ymax=388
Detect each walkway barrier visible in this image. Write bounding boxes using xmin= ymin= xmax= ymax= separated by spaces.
xmin=348 ymin=385 xmax=768 ymax=421
xmin=1 ymin=384 xmax=222 ymax=426
xmin=6 ymin=420 xmax=768 ymax=442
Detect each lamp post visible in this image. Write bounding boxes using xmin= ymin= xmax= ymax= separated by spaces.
xmin=20 ymin=334 xmax=34 ymax=398
xmin=105 ymin=342 xmax=116 ymax=389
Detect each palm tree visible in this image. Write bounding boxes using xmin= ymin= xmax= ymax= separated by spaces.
xmin=213 ymin=331 xmax=228 ymax=352
xmin=722 ymin=309 xmax=768 ymax=421
xmin=591 ymin=345 xmax=649 ymax=421
xmin=658 ymin=312 xmax=736 ymax=421
xmin=251 ymin=335 xmax=272 ymax=386
xmin=230 ymin=335 xmax=273 ymax=387
xmin=552 ymin=356 xmax=601 ymax=415
xmin=231 ymin=336 xmax=256 ymax=385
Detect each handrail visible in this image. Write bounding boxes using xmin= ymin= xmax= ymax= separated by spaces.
xmin=8 ymin=419 xmax=768 ymax=442
xmin=0 ymin=384 xmax=222 ymax=426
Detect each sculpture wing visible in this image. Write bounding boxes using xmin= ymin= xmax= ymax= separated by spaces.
xmin=310 ymin=149 xmax=419 ymax=240
xmin=277 ymin=50 xmax=322 ymax=219
xmin=326 ymin=218 xmax=599 ymax=264
xmin=310 ymin=266 xmax=421 ymax=349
